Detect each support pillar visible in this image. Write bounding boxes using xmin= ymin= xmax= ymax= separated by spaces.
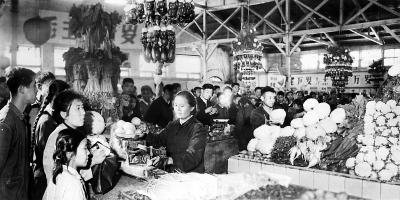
xmin=41 ymin=44 xmax=54 ymax=72
xmin=202 ymin=1 xmax=207 ymax=82
xmin=285 ymin=0 xmax=291 ymax=89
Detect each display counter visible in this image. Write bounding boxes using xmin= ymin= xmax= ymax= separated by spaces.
xmin=228 ymin=155 xmax=400 ymax=200
xmin=205 ymin=136 xmax=239 ymax=174
xmin=93 ymin=175 xmax=147 ymax=200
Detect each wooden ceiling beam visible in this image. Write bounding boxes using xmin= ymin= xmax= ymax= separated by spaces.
xmin=207 ymin=7 xmax=240 ymax=40
xmin=177 ymin=18 xmax=400 ymax=47
xmin=274 ymin=0 xmax=288 ymax=26
xmin=368 ymin=0 xmax=400 ymax=18
xmin=269 ymin=38 xmax=286 ymax=55
xmin=176 ymin=25 xmax=203 ymax=41
xmin=290 ymin=34 xmax=307 ymax=55
xmin=294 ymin=0 xmax=338 ymax=27
xmin=292 ymin=18 xmax=400 ymax=36
xmin=206 ymin=10 xmax=239 ymax=37
xmin=248 ymin=7 xmax=284 ymax=33
xmin=199 ymin=0 xmax=275 ymax=11
xmin=344 ymin=1 xmax=373 ymax=25
xmin=294 ymin=0 xmax=337 ymax=46
xmin=382 ymin=25 xmax=400 ymax=44
xmin=349 ymin=29 xmax=383 ymax=45
xmin=176 ymin=13 xmax=203 ymax=40
xmin=352 ymin=0 xmax=381 ymax=43
xmin=305 ymin=36 xmax=332 ymax=46
xmin=291 ymin=0 xmax=329 ymax=32
xmin=254 ymin=0 xmax=283 ymax=29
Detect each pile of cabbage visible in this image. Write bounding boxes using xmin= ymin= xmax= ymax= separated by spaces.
xmin=345 ymin=100 xmax=400 ymax=181
xmin=288 ymin=99 xmax=346 ymax=167
xmin=246 ymin=98 xmax=347 ymax=168
xmin=113 ymin=117 xmax=149 ymax=138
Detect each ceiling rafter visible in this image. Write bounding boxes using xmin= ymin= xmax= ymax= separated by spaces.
xmin=274 ymin=0 xmax=287 ymax=26
xmin=293 ymin=0 xmax=336 ymax=46
xmin=176 ymin=13 xmax=203 ymax=40
xmin=207 ymin=7 xmax=241 ymax=40
xmin=344 ymin=1 xmax=374 ymax=25
xmin=294 ymin=0 xmax=338 ymax=27
xmin=176 ymin=25 xmax=202 ymax=41
xmin=351 ymin=0 xmax=381 ymax=42
xmin=382 ymin=25 xmax=400 ymax=44
xmin=177 ymin=18 xmax=400 ymax=47
xmin=247 ymin=7 xmax=284 ymax=33
xmin=254 ymin=0 xmax=284 ymax=29
xmin=291 ymin=0 xmax=330 ymax=32
xmin=349 ymin=29 xmax=383 ymax=45
xmin=198 ymin=0 xmax=276 ymax=11
xmin=305 ymin=36 xmax=332 ymax=46
xmin=269 ymin=38 xmax=286 ymax=55
xmin=177 ymin=0 xmax=400 ymax=48
xmin=368 ymin=0 xmax=400 ymax=18
xmin=290 ymin=34 xmax=307 ymax=55
xmin=206 ymin=10 xmax=239 ymax=37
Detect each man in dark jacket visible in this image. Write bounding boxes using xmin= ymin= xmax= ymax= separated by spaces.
xmin=0 ymin=67 xmax=37 ymax=200
xmin=144 ymin=84 xmax=174 ymax=128
xmin=196 ymin=84 xmax=216 ymax=126
xmin=250 ymin=86 xmax=278 ymax=130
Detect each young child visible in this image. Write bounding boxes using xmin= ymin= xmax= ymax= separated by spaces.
xmin=42 ymin=129 xmax=89 ymax=200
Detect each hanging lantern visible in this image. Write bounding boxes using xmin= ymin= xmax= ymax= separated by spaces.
xmin=0 ymin=55 xmax=10 ymax=69
xmin=23 ymin=16 xmax=51 ymax=47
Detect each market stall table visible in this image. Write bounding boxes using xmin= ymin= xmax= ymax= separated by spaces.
xmin=93 ymin=175 xmax=147 ymax=200
xmin=228 ymin=155 xmax=400 ymax=200
xmin=205 ymin=135 xmax=239 ymax=174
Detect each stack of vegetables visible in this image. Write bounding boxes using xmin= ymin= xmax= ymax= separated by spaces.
xmin=345 ymin=100 xmax=400 ymax=181
xmin=245 ymin=99 xmax=347 ymax=168
xmin=246 ymin=109 xmax=293 ymax=157
xmin=112 ymin=117 xmax=149 ymax=139
xmin=288 ymin=99 xmax=346 ymax=168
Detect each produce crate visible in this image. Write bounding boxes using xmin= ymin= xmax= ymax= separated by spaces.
xmin=228 ymin=155 xmax=400 ymax=200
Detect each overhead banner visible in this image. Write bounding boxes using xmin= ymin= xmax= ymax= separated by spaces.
xmin=290 ymin=71 xmax=375 ymax=92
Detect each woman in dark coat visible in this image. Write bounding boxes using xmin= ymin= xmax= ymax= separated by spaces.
xmin=147 ymin=91 xmax=208 ymax=173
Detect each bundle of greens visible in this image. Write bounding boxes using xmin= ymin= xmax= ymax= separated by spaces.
xmin=320 ymin=121 xmax=362 ymax=172
xmin=270 ymin=136 xmax=297 ymax=164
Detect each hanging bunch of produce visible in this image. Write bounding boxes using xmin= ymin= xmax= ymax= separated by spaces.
xmin=140 ymin=25 xmax=176 ymax=63
xmin=64 ymin=3 xmax=127 ymax=123
xmin=366 ymin=59 xmax=389 ymax=90
xmin=124 ymin=0 xmax=195 ymax=64
xmin=232 ymin=23 xmax=263 ymax=87
xmin=323 ymin=46 xmax=353 ymax=91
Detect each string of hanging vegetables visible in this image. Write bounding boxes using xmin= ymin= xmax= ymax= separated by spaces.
xmin=124 ymin=0 xmax=196 ymax=65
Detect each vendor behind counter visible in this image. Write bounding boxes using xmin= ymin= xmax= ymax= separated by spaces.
xmin=146 ymin=91 xmax=208 ymax=173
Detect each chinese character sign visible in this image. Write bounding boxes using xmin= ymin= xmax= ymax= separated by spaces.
xmin=39 ymin=10 xmax=75 ymax=45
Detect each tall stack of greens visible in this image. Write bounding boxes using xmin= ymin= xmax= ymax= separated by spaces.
xmin=63 ymin=3 xmax=127 ymax=122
